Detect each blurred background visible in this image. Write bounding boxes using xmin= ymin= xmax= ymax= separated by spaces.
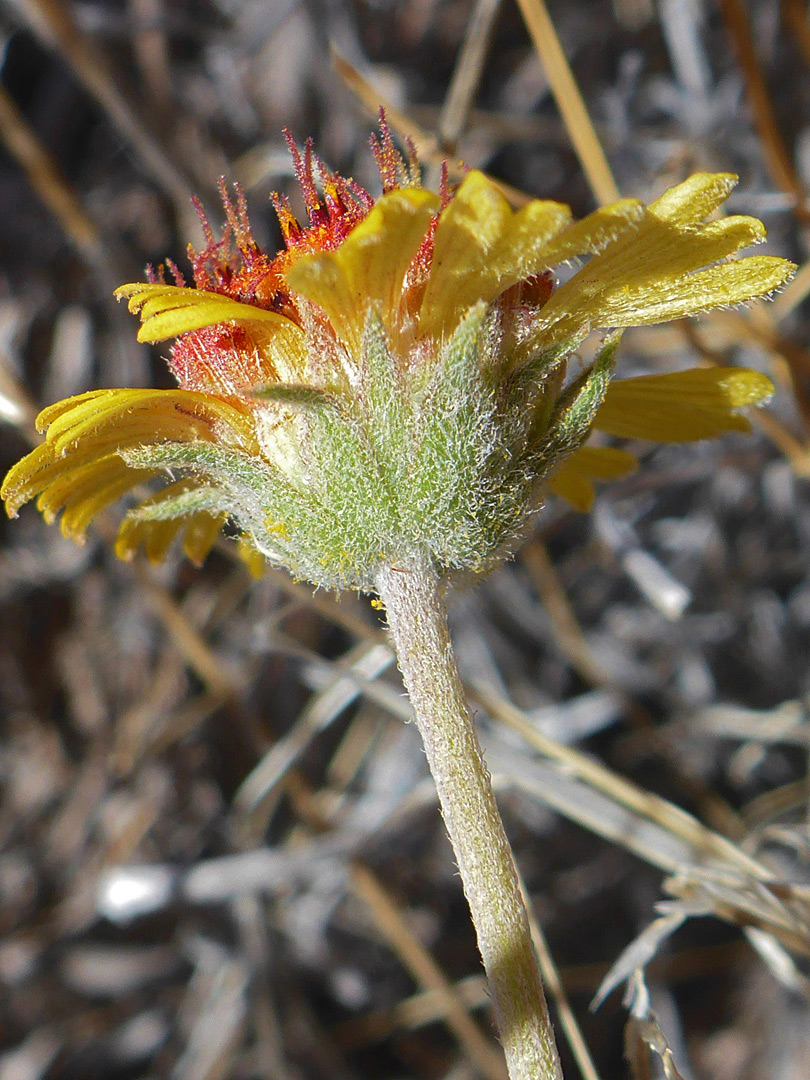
xmin=1 ymin=1 xmax=810 ymax=1077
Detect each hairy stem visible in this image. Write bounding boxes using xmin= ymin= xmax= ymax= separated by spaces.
xmin=376 ymin=561 xmax=562 ymax=1080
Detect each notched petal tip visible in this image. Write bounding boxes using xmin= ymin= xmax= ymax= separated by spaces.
xmin=2 ymin=384 xmax=260 ymax=553
xmin=649 ymin=172 xmax=739 ymax=226
xmin=2 ymin=436 xmax=156 ymax=542
xmin=1 ymin=451 xmax=42 ymax=517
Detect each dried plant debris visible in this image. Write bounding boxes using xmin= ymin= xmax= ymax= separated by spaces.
xmin=1 ymin=0 xmax=810 ymax=1078
xmin=622 ymin=972 xmax=687 ymax=1080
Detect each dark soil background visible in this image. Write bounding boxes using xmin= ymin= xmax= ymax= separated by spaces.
xmin=1 ymin=1 xmax=810 ymax=1078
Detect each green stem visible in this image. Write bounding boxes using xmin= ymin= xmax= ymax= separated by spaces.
xmin=375 ymin=560 xmax=562 ymax=1080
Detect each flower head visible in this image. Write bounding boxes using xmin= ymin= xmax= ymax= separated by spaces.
xmin=3 ymin=119 xmax=795 ymax=588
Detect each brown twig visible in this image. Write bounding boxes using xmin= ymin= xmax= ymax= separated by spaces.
xmin=781 ymin=0 xmax=810 ymax=72
xmin=514 ymin=0 xmax=620 ymax=205
xmin=434 ymin=0 xmax=502 ymax=160
xmin=718 ymin=0 xmax=810 ymax=222
xmin=12 ymin=0 xmax=198 ymax=212
xmin=349 ymin=863 xmax=509 ymax=1080
xmin=0 ymin=84 xmax=102 ymax=263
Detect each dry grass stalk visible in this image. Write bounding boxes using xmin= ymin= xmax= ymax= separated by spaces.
xmin=514 ymin=0 xmax=620 ymax=204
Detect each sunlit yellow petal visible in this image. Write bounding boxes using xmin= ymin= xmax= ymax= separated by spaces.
xmin=2 ymin=436 xmax=156 ymax=540
xmin=59 ymin=467 xmax=149 ymax=538
xmin=593 ymin=367 xmax=774 ymax=441
xmin=3 ymin=386 xmax=260 ymax=545
xmin=37 ymin=388 xmax=256 ymax=456
xmin=422 ymin=184 xmax=646 ymax=338
xmin=648 ymin=172 xmax=738 ymax=226
xmin=115 ymin=283 xmax=294 ymax=343
xmin=547 ymin=445 xmax=638 ymax=510
xmin=285 ymin=187 xmax=438 ymax=350
xmin=2 ymin=442 xmax=55 ymax=517
xmin=582 ymin=215 xmax=767 ymax=300
xmin=592 ymin=256 xmax=792 ymax=328
xmin=642 ymin=214 xmax=766 ymax=277
xmin=419 ymin=171 xmax=514 ymax=336
xmin=466 ymin=197 xmax=571 ymax=308
xmin=537 ymin=210 xmax=780 ymax=344
xmin=5 ymin=443 xmax=136 ymax=524
xmin=337 ymin=188 xmax=439 ymax=312
xmin=34 ymin=456 xmax=130 ymax=522
xmin=534 ymin=199 xmax=645 ymax=265
xmin=285 ymin=256 xmax=353 ymax=336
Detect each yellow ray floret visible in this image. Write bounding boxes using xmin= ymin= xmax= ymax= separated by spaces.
xmin=2 ymin=444 xmax=157 ymax=540
xmin=593 ymin=367 xmax=774 ymax=441
xmin=35 ymin=387 xmax=256 ymax=455
xmin=547 ymin=445 xmax=638 ymax=511
xmin=418 ymin=171 xmax=573 ymax=337
xmin=647 ymin=172 xmax=738 ymax=226
xmin=535 ymin=174 xmax=793 ymax=344
xmin=115 ymin=283 xmax=296 ymax=344
xmin=286 ymin=170 xmax=794 ymax=353
xmin=2 ymin=156 xmax=795 ymax=578
xmin=1 ymin=387 xmax=256 ymax=539
xmin=115 ymin=481 xmax=227 ymax=565
xmin=284 ymin=187 xmax=438 ymax=351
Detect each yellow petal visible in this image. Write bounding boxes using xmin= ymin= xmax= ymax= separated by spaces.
xmin=116 ymin=515 xmax=183 ymax=563
xmin=3 ymin=439 xmax=144 ymax=525
xmin=337 ymin=188 xmax=439 ymax=314
xmin=2 ymin=437 xmax=156 ymax=540
xmin=236 ymin=538 xmax=267 ymax=578
xmin=115 ymin=283 xmax=294 ymax=343
xmin=467 ymin=197 xmax=571 ymax=309
xmin=539 ymin=219 xmax=778 ymax=341
xmin=648 ymin=172 xmax=738 ymax=226
xmin=34 ymin=456 xmax=130 ymax=522
xmin=530 ymin=171 xmax=795 ymax=345
xmin=248 ymin=322 xmax=309 ymax=385
xmin=37 ymin=388 xmax=256 ymax=456
xmin=593 ymin=367 xmax=774 ymax=441
xmin=2 ymin=387 xmax=258 ymax=544
xmin=115 ymin=483 xmax=227 ymax=565
xmin=547 ymin=445 xmax=638 ymax=510
xmin=585 ymin=215 xmax=768 ymax=310
xmin=590 ymin=256 xmax=793 ymax=328
xmin=59 ymin=465 xmax=149 ymax=538
xmin=285 ymin=255 xmax=353 ymax=340
xmin=418 ymin=171 xmax=512 ymax=335
xmin=533 ymin=199 xmax=645 ymax=265
xmin=420 ymin=171 xmax=571 ymax=337
xmin=420 ymin=182 xmax=645 ymax=340
xmin=285 ymin=187 xmax=438 ymax=351
xmin=2 ymin=441 xmax=56 ymax=517
xmin=181 ymin=512 xmax=225 ymax=565
xmin=546 ymin=464 xmax=595 ymax=511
